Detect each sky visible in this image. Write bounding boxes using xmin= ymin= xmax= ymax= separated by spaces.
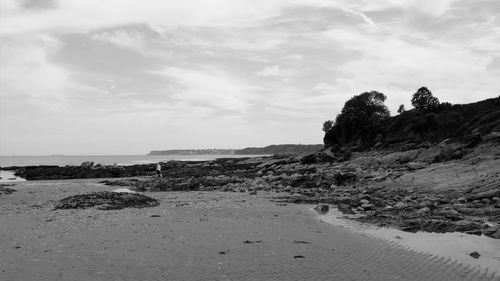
xmin=1 ymin=0 xmax=499 ymax=155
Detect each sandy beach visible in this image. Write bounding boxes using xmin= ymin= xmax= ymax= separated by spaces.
xmin=1 ymin=179 xmax=499 ymax=281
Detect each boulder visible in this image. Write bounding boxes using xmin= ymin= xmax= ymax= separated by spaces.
xmin=314 ymin=204 xmax=330 ymax=213
xmin=381 ymin=150 xmax=420 ymax=166
xmin=360 ymin=199 xmax=370 ymax=205
xmin=483 ymin=226 xmax=500 ymax=239
xmin=338 ymin=203 xmax=355 ymax=214
xmin=406 ymin=162 xmax=428 ymax=170
xmin=432 ymin=208 xmax=463 ymax=221
xmin=416 ymin=207 xmax=430 ymax=215
xmin=80 ymin=161 xmax=94 ymax=169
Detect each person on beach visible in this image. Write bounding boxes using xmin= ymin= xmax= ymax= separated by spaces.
xmin=156 ymin=163 xmax=162 ymax=178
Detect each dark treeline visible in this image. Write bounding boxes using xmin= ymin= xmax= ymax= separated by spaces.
xmin=323 ymin=87 xmax=500 ymax=151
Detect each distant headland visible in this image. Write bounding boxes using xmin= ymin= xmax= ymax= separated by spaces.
xmin=147 ymin=144 xmax=324 ymax=156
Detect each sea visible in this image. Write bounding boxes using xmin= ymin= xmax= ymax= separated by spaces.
xmin=0 ymin=154 xmax=261 ymax=167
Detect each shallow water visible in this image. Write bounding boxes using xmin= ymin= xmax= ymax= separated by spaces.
xmin=0 ymin=170 xmax=26 ymax=183
xmin=310 ymin=205 xmax=500 ymax=275
xmin=0 ymin=154 xmax=263 ymax=167
xmin=112 ymin=188 xmax=136 ymax=193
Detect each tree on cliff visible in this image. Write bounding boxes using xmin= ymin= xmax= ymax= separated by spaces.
xmin=322 ymin=120 xmax=333 ymax=132
xmin=325 ymin=91 xmax=390 ymax=148
xmin=397 ymin=104 xmax=405 ymax=114
xmin=411 ymin=87 xmax=440 ymax=111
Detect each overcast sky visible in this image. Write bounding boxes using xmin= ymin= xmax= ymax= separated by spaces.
xmin=1 ymin=0 xmax=499 ymax=155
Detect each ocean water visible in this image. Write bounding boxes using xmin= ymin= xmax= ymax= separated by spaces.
xmin=0 ymin=154 xmax=260 ymax=167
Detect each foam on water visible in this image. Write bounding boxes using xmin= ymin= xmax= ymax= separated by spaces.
xmin=310 ymin=205 xmax=500 ymax=275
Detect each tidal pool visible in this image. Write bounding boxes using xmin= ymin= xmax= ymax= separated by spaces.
xmin=310 ymin=205 xmax=500 ymax=275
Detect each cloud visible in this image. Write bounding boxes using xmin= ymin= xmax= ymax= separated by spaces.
xmin=1 ymin=0 xmax=500 ymax=154
xmin=256 ymin=65 xmax=294 ymax=77
xmin=160 ymin=66 xmax=257 ymax=114
xmin=0 ymin=34 xmax=70 ymax=112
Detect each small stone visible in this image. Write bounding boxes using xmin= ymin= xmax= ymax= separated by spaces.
xmin=469 ymin=251 xmax=480 ymax=259
xmin=360 ymin=199 xmax=370 ymax=205
xmin=243 ymin=240 xmax=262 ymax=244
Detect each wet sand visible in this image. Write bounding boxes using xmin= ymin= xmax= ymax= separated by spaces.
xmin=0 ymin=179 xmax=499 ymax=281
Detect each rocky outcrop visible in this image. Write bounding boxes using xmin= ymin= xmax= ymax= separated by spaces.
xmin=8 ymin=132 xmax=500 ymax=238
xmin=54 ymin=191 xmax=159 ymax=210
xmin=0 ymin=185 xmax=16 ymax=195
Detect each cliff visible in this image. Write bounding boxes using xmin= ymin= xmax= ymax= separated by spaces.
xmin=324 ymin=96 xmax=500 ymax=151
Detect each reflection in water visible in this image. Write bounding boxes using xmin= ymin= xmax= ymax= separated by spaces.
xmin=311 ymin=205 xmax=500 ymax=275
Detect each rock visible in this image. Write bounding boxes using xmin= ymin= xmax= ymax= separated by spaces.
xmin=80 ymin=161 xmax=94 ymax=169
xmin=349 ymin=156 xmax=380 ymax=169
xmin=403 ymin=196 xmax=413 ymax=202
xmin=394 ymin=202 xmax=408 ymax=209
xmin=314 ymin=204 xmax=330 ymax=213
xmin=416 ymin=146 xmax=442 ymax=163
xmin=381 ymin=150 xmax=420 ymax=166
xmin=432 ymin=208 xmax=463 ymax=221
xmin=468 ymin=189 xmax=500 ymax=201
xmin=243 ymin=240 xmax=262 ymax=244
xmin=0 ymin=186 xmax=16 ymax=195
xmin=361 ymin=203 xmax=374 ymax=210
xmin=481 ymin=198 xmax=491 ymax=204
xmin=407 ymin=162 xmax=427 ymax=170
xmin=416 ymin=207 xmax=430 ymax=215
xmin=469 ymin=251 xmax=480 ymax=259
xmin=53 ymin=191 xmax=160 ymax=210
xmin=454 ymin=220 xmax=482 ymax=232
xmin=338 ymin=203 xmax=355 ymax=214
xmin=300 ymin=152 xmax=333 ymax=164
xmin=483 ymin=227 xmax=500 ymax=239
xmin=360 ymin=199 xmax=370 ymax=205
xmin=418 ymin=200 xmax=435 ymax=208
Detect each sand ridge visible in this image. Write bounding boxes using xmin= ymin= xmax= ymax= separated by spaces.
xmin=0 ymin=179 xmax=499 ymax=281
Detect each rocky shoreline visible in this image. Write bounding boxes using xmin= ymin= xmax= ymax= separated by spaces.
xmin=2 ymin=133 xmax=500 ymax=239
